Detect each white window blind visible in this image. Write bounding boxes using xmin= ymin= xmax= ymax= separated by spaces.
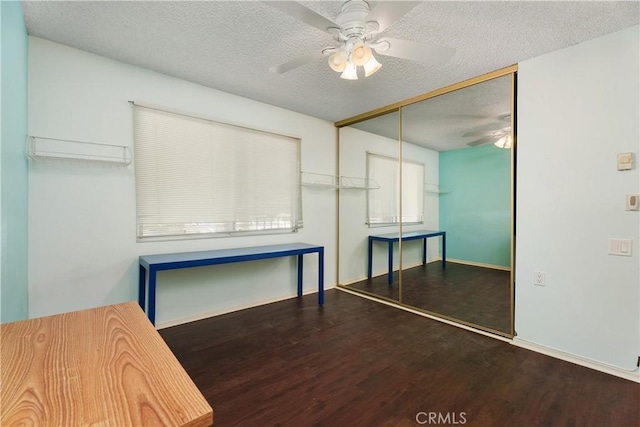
xmin=133 ymin=104 xmax=302 ymax=239
xmin=367 ymin=152 xmax=424 ymax=225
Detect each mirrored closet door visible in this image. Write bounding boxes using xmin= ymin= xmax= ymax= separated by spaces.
xmin=337 ymin=67 xmax=516 ymax=337
xmin=338 ymin=110 xmax=403 ymax=303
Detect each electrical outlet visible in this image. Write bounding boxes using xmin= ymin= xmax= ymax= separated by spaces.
xmin=534 ymin=270 xmax=546 ymax=286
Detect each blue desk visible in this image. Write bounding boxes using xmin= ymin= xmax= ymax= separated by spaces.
xmin=139 ymin=242 xmax=324 ymax=325
xmin=368 ymin=230 xmax=446 ymax=284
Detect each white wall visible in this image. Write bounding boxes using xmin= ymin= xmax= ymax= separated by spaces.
xmin=28 ymin=37 xmax=336 ymax=327
xmin=338 ymin=126 xmax=439 ymax=284
xmin=516 ymin=25 xmax=639 ymax=370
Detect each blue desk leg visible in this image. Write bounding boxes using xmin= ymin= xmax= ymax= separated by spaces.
xmin=367 ymin=237 xmax=373 ymax=280
xmin=149 ymin=268 xmax=157 ymax=326
xmin=297 ymin=254 xmax=303 ymax=298
xmin=387 ymin=241 xmax=393 ymax=285
xmin=423 ymin=238 xmax=427 ymax=266
xmin=138 ymin=264 xmax=146 ymax=310
xmin=442 ymin=233 xmax=447 ymax=270
xmin=318 ymin=249 xmax=324 ymax=306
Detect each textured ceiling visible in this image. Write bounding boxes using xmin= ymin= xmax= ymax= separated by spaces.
xmin=22 ymin=1 xmax=639 ymax=129
xmin=351 ymin=74 xmax=512 ymax=151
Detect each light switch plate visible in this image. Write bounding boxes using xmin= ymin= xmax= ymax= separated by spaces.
xmin=609 ymin=238 xmax=633 ymax=256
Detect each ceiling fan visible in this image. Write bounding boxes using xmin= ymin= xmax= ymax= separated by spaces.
xmin=463 ymin=115 xmax=513 ymax=149
xmin=266 ymin=0 xmax=455 ymax=80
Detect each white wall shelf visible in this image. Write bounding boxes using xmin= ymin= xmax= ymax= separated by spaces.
xmin=425 ymin=182 xmax=449 ymax=194
xmin=339 ymin=176 xmax=380 ymax=190
xmin=301 ymin=171 xmax=338 ymax=188
xmin=301 ymin=172 xmax=380 ymax=190
xmin=27 ymin=136 xmax=132 ymax=166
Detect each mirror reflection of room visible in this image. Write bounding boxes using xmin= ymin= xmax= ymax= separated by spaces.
xmin=339 ymin=111 xmax=402 ymax=302
xmin=339 ymin=72 xmax=514 ymax=336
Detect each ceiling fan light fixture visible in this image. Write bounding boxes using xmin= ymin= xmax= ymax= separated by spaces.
xmin=494 ymin=134 xmax=513 ymax=149
xmin=328 ymin=50 xmax=348 ymax=72
xmin=504 ymin=135 xmax=513 ymax=149
xmin=351 ymin=41 xmax=372 ymax=66
xmin=363 ymin=54 xmax=382 ymax=77
xmin=340 ymin=61 xmax=358 ymax=80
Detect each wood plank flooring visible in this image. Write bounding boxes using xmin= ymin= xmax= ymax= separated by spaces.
xmin=159 ymin=289 xmax=639 ymax=427
xmin=346 ymin=261 xmax=511 ymax=334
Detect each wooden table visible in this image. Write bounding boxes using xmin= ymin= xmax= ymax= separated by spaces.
xmin=139 ymin=242 xmax=325 ymax=325
xmin=1 ymin=302 xmax=213 ymax=427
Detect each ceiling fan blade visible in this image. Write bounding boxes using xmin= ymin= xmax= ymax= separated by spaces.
xmin=265 ymin=1 xmax=337 ymax=34
xmin=269 ymin=51 xmax=326 ymax=74
xmin=375 ymin=37 xmax=455 ymax=66
xmin=366 ymin=1 xmax=422 ymax=33
xmin=463 ymin=130 xmax=497 ymax=137
xmin=467 ymin=137 xmax=497 ymax=147
xmin=464 ymin=126 xmax=510 ymax=137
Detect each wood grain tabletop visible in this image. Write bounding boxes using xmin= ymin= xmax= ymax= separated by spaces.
xmin=1 ymin=301 xmax=213 ymax=427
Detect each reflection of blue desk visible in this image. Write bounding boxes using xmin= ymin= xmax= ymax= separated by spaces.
xmin=368 ymin=230 xmax=446 ymax=284
xmin=139 ymin=243 xmax=324 ymax=325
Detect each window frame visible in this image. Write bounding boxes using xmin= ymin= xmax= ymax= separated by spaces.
xmin=366 ymin=152 xmax=425 ymax=227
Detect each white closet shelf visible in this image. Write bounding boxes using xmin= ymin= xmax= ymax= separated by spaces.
xmin=300 ymin=172 xmax=380 ymax=190
xmin=301 ymin=171 xmax=338 ymax=188
xmin=27 ymin=136 xmax=132 ymax=166
xmin=339 ymin=176 xmax=380 ymax=190
xmin=425 ymin=183 xmax=450 ymax=194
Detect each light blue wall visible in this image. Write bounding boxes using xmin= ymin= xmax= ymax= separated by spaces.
xmin=515 ymin=25 xmax=639 ymax=371
xmin=1 ymin=0 xmax=29 ymax=323
xmin=439 ymin=143 xmax=511 ymax=267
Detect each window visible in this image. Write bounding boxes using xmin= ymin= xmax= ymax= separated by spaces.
xmin=366 ymin=152 xmax=424 ymax=225
xmin=133 ymin=104 xmax=302 ymax=239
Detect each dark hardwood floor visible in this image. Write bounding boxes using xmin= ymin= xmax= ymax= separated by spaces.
xmin=346 ymin=261 xmax=511 ymax=334
xmin=160 ymin=289 xmax=639 ymax=427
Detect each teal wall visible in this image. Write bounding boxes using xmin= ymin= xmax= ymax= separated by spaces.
xmin=439 ymin=144 xmax=511 ymax=268
xmin=1 ymin=0 xmax=29 ymax=323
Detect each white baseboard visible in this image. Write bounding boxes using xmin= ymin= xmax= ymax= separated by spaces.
xmin=512 ymin=337 xmax=640 ymax=383
xmin=340 ymin=259 xmax=508 ymax=286
xmin=156 ymin=285 xmax=334 ymax=330
xmin=447 ymin=258 xmax=511 ymax=271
